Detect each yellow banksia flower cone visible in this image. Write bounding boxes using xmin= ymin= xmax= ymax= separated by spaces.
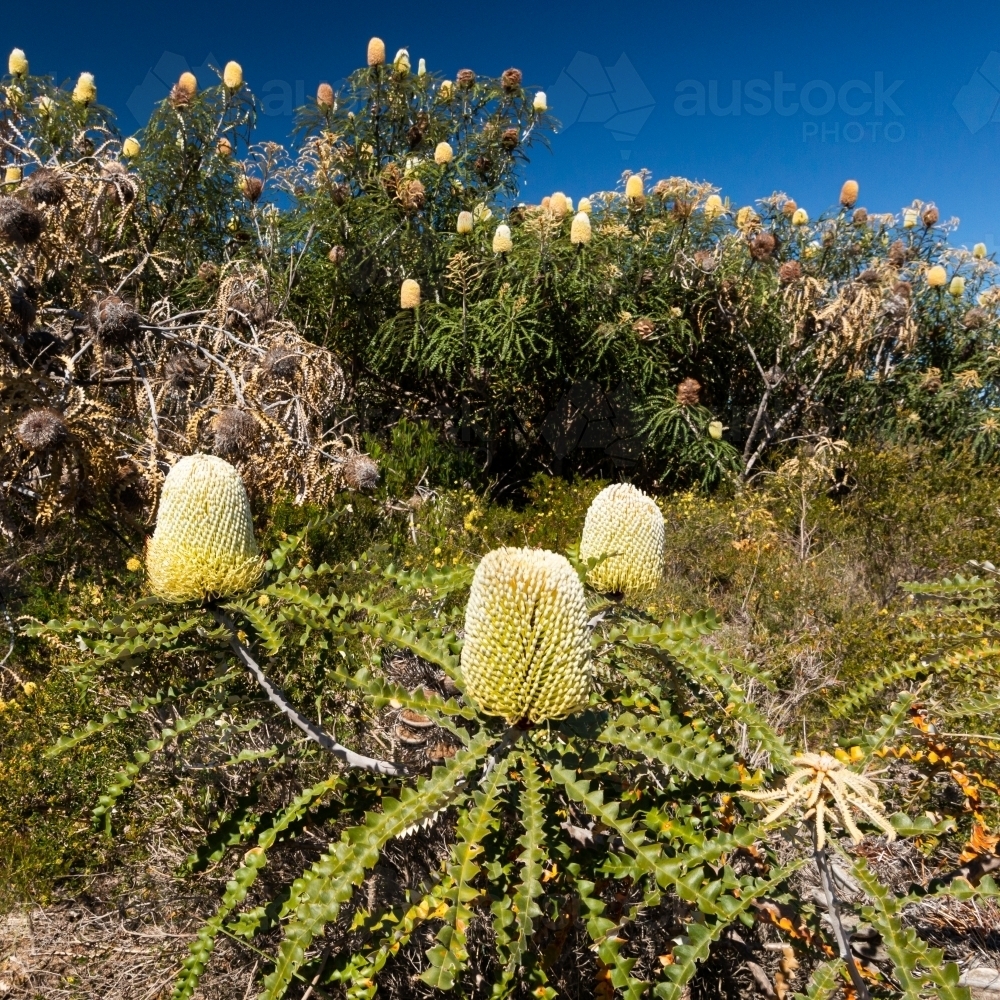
xmin=434 ymin=141 xmax=453 ymax=165
xmin=840 ymin=179 xmax=859 ymax=208
xmin=792 ymin=207 xmax=809 ymax=225
xmin=400 ymin=278 xmax=421 ymax=309
xmin=709 ymin=420 xmax=725 ymax=440
xmin=570 ymin=211 xmax=592 ymax=245
xmin=974 ymin=242 xmax=988 ymax=259
xmin=927 ymin=265 xmax=947 ymax=288
xmin=577 ymin=196 xmax=592 ymax=214
xmin=8 ymin=48 xmax=28 ymax=77
xmin=625 ymin=174 xmax=644 ymax=201
xmin=533 ymin=91 xmax=547 ymax=112
xmin=122 ymin=137 xmax=140 ymax=158
xmin=949 ymin=275 xmax=966 ymax=297
xmin=440 ymin=80 xmax=454 ymax=99
xmin=73 ymin=72 xmax=97 ymax=105
xmin=492 ymin=224 xmax=512 ymax=253
xmin=457 ymin=210 xmax=473 ymax=234
xmin=368 ymin=37 xmax=386 ymax=67
xmin=461 ymin=547 xmax=591 ymax=724
xmin=223 ymin=61 xmax=243 ymax=90
xmin=146 ymin=455 xmax=262 ymax=603
xmin=704 ymin=193 xmax=724 ymax=220
xmin=549 ymin=191 xmax=569 ymax=217
xmin=579 ymin=483 xmax=664 ymax=601
xmin=4 ymin=166 xmax=22 ymax=184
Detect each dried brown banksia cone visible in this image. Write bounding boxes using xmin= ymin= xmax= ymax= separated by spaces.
xmin=261 ymin=345 xmax=300 ymax=380
xmin=397 ymin=178 xmax=425 ymax=212
xmin=501 ymin=67 xmax=522 ymax=91
xmin=15 ymin=408 xmax=67 ymax=451
xmin=0 ymin=196 xmax=44 ymax=245
xmin=241 ymin=176 xmax=264 ymax=203
xmin=24 ymin=168 xmax=66 ymax=206
xmin=380 ymin=163 xmax=401 ymax=197
xmin=922 ymin=204 xmax=939 ymax=228
xmin=676 ymin=377 xmax=701 ymax=407
xmin=165 ymin=351 xmax=207 ymax=392
xmin=211 ymin=408 xmax=261 ymax=458
xmin=198 ymin=261 xmax=219 ymax=282
xmin=779 ymin=260 xmax=802 ymax=283
xmin=89 ymin=294 xmax=141 ymax=346
xmin=749 ymin=231 xmax=777 ymax=261
xmin=457 ymin=68 xmax=476 ymax=88
xmin=501 ymin=128 xmax=519 ymax=150
xmin=328 ymin=244 xmax=345 ymax=264
xmin=888 ymin=240 xmax=907 ymax=267
xmin=343 ymin=453 xmax=380 ymax=491
xmin=632 ymin=318 xmax=656 ymax=340
xmin=853 ymin=207 xmax=868 ymax=225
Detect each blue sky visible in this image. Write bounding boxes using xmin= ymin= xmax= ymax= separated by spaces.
xmin=7 ymin=0 xmax=1000 ymax=248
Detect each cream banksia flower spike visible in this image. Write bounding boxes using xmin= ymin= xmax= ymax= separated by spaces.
xmin=742 ymin=751 xmax=896 ymax=850
xmin=579 ymin=483 xmax=664 ymax=601
xmin=400 ymin=278 xmax=421 ymax=309
xmin=8 ymin=48 xmax=28 ymax=77
xmin=122 ymin=137 xmax=140 ymax=158
xmin=223 ymin=61 xmax=243 ymax=91
xmin=434 ymin=141 xmax=453 ymax=165
xmin=492 ymin=224 xmax=512 ymax=253
xmin=461 ymin=547 xmax=591 ymax=725
xmin=146 ymin=454 xmax=262 ymax=603
xmin=533 ymin=91 xmax=547 ymax=112
xmin=368 ymin=37 xmax=386 ymax=67
xmin=456 ymin=210 xmax=473 ymax=234
xmin=570 ymin=211 xmax=591 ymax=245
xmin=73 ymin=72 xmax=97 ymax=105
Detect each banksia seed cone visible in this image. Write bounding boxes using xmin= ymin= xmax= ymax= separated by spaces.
xmin=704 ymin=193 xmax=724 ymax=220
xmin=492 ymin=224 xmax=513 ymax=253
xmin=501 ymin=128 xmax=519 ymax=150
xmin=457 ymin=211 xmax=473 ymax=234
xmin=708 ymin=420 xmax=724 ymax=440
xmin=570 ymin=211 xmax=591 ymax=245
xmin=198 ymin=261 xmax=219 ymax=282
xmin=853 ymin=207 xmax=868 ymax=225
xmin=165 ymin=351 xmax=207 ymax=391
xmin=927 ymin=265 xmax=947 ymax=288
xmin=89 ymin=294 xmax=141 ymax=346
xmin=328 ymin=244 xmax=345 ymax=264
xmin=893 ymin=280 xmax=912 ymax=299
xmin=397 ymin=178 xmax=425 ymax=212
xmin=974 ymin=242 xmax=988 ymax=259
xmin=434 ymin=141 xmax=454 ymax=164
xmin=457 ymin=68 xmax=476 ymax=88
xmin=625 ymin=174 xmax=644 ymax=201
xmin=779 ymin=260 xmax=803 ymax=283
xmin=317 ymin=82 xmax=334 ymax=108
xmin=223 ymin=61 xmax=243 ymax=90
xmin=330 ymin=182 xmax=349 ymax=205
xmin=839 ymin=179 xmax=859 ymax=208
xmin=343 ymin=453 xmax=380 ymax=491
xmin=261 ymin=345 xmax=299 ymax=379
xmin=241 ymin=176 xmax=264 ymax=202
xmin=24 ymin=168 xmax=66 ymax=205
xmin=211 ymin=408 xmax=260 ymax=458
xmin=461 ymin=547 xmax=591 ymax=724
xmin=400 ymin=278 xmax=420 ymax=309
xmin=791 ymin=207 xmax=809 ymax=225
xmin=16 ymin=408 xmax=67 ymax=451
xmin=577 ymin=196 xmax=592 ymax=214
xmin=8 ymin=48 xmax=28 ymax=76
xmin=632 ymin=318 xmax=655 ymax=340
xmin=122 ymin=137 xmax=140 ymax=158
xmin=146 ymin=454 xmax=262 ymax=603
xmin=922 ymin=205 xmax=939 ymax=227
xmin=368 ymin=37 xmax=386 ymax=67
xmin=782 ymin=199 xmax=797 ymax=217
xmin=0 ymin=196 xmax=44 ymax=245
xmin=949 ymin=275 xmax=966 ymax=297
xmin=381 ymin=163 xmax=401 ymax=196
xmin=533 ymin=91 xmax=547 ymax=111
xmin=580 ymin=483 xmax=664 ymax=601
xmin=963 ymin=307 xmax=989 ymax=329
xmin=749 ymin=231 xmax=777 ymax=261
xmin=501 ymin=67 xmax=522 ymax=91
xmin=888 ymin=240 xmax=906 ymax=266
xmin=676 ymin=377 xmax=701 ymax=407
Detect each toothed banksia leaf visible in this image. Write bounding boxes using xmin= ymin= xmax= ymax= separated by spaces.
xmin=460 ymin=547 xmax=591 ymax=724
xmin=146 ymin=454 xmax=262 ymax=603
xmin=579 ymin=483 xmax=664 ymax=601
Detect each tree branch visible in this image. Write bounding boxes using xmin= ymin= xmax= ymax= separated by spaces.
xmin=210 ymin=608 xmax=406 ymax=776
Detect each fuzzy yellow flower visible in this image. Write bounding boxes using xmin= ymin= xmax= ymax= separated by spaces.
xmin=840 ymin=179 xmax=859 ymax=208
xmin=440 ymin=80 xmax=454 ymax=99
xmin=126 ymin=556 xmax=142 ymax=572
xmin=122 ymin=137 xmax=141 ymax=158
xmin=704 ymin=193 xmax=724 ymax=220
xmin=549 ymin=191 xmax=570 ymax=217
xmin=926 ymin=265 xmax=947 ymax=288
xmin=8 ymin=48 xmax=28 ymax=77
xmin=223 ymin=61 xmax=243 ymax=90
xmin=570 ymin=211 xmax=592 ymax=245
xmin=146 ymin=455 xmax=262 ymax=603
xmin=368 ymin=37 xmax=386 ymax=67
xmin=792 ymin=207 xmax=809 ymax=226
xmin=393 ymin=48 xmax=410 ymax=75
xmin=461 ymin=547 xmax=591 ymax=724
xmin=625 ymin=174 xmax=644 ymax=201
xmin=974 ymin=242 xmax=988 ymax=259
xmin=903 ymin=208 xmax=918 ymax=229
xmin=949 ymin=275 xmax=966 ymax=297
xmin=736 ymin=206 xmax=759 ymax=231
xmin=4 ymin=166 xmax=22 ymax=184
xmin=533 ymin=91 xmax=547 ymax=112
xmin=579 ymin=484 xmax=664 ymax=601
xmin=434 ymin=141 xmax=454 ymax=165
xmin=492 ymin=224 xmax=513 ymax=253
xmin=709 ymin=420 xmax=725 ymax=440
xmin=400 ymin=278 xmax=421 ymax=309
xmin=457 ymin=210 xmax=473 ymax=234
xmin=72 ymin=72 xmax=97 ymax=105
xmin=577 ymin=196 xmax=592 ymax=215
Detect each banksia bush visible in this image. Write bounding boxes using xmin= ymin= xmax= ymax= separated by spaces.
xmin=145 ymin=454 xmax=262 ymax=603
xmin=461 ymin=546 xmax=591 ymax=724
xmin=492 ymin=224 xmax=512 ymax=253
xmin=840 ymin=179 xmax=859 ymax=208
xmin=570 ymin=211 xmax=591 ymax=245
xmin=400 ymin=278 xmax=420 ymax=309
xmin=579 ymin=483 xmax=665 ymax=601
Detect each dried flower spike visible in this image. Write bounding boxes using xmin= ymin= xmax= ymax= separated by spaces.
xmin=146 ymin=454 xmax=262 ymax=603
xmin=461 ymin=547 xmax=591 ymax=724
xmin=579 ymin=483 xmax=664 ymax=602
